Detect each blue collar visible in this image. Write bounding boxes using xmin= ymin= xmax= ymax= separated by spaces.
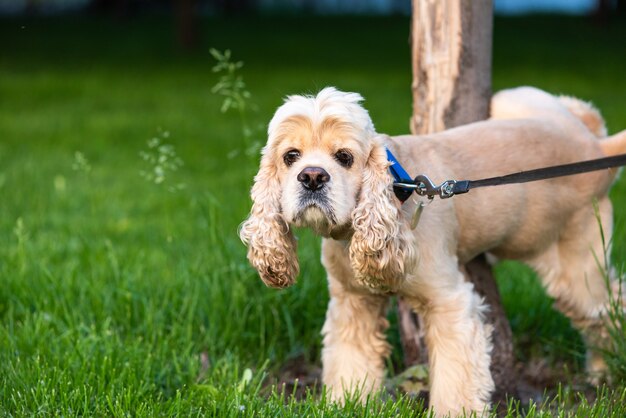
xmin=386 ymin=148 xmax=415 ymax=203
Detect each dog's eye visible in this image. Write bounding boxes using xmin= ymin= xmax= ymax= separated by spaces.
xmin=334 ymin=149 xmax=354 ymax=168
xmin=283 ymin=149 xmax=301 ymax=167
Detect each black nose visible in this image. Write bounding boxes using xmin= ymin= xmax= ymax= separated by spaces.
xmin=297 ymin=167 xmax=330 ymax=191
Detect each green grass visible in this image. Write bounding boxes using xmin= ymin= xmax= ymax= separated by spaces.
xmin=0 ymin=13 xmax=625 ymax=416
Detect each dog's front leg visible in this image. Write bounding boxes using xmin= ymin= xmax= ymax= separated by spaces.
xmin=321 ymin=282 xmax=390 ymax=403
xmin=408 ymin=268 xmax=495 ymax=417
xmin=321 ymin=240 xmax=390 ymax=403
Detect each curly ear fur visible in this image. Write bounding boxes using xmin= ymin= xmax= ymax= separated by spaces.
xmin=239 ymin=152 xmax=299 ymax=288
xmin=349 ymin=139 xmax=417 ymax=291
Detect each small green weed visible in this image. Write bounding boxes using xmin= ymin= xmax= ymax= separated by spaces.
xmin=139 ymin=131 xmax=186 ymax=192
xmin=210 ymin=48 xmax=263 ymax=159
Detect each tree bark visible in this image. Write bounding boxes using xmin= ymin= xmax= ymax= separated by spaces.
xmin=398 ymin=297 xmax=428 ymax=366
xmin=403 ymin=0 xmax=518 ymax=406
xmin=461 ymin=256 xmax=517 ymax=408
xmin=410 ymin=0 xmax=491 ymax=134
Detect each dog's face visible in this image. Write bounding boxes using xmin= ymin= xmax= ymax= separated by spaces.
xmin=274 ymin=116 xmax=369 ymax=237
xmin=240 ymin=88 xmax=416 ymax=290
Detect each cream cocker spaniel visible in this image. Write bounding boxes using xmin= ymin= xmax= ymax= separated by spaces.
xmin=240 ymin=86 xmax=626 ymax=416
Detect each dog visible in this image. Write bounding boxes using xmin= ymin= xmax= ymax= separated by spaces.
xmin=239 ymin=86 xmax=626 ymax=416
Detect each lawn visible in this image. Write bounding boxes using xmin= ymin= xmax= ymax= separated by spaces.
xmin=0 ymin=13 xmax=625 ymax=416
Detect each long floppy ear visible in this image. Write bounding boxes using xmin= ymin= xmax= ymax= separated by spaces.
xmin=239 ymin=149 xmax=299 ymax=288
xmin=349 ymin=138 xmax=416 ymax=291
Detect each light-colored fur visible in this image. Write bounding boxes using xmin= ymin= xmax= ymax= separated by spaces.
xmin=240 ymin=86 xmax=626 ymax=416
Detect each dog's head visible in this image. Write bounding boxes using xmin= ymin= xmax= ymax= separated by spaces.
xmin=239 ymin=87 xmax=415 ymax=290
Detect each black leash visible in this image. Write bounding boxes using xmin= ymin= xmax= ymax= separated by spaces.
xmin=388 ymin=150 xmax=626 ymax=203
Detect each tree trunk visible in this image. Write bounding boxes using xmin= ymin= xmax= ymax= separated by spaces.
xmin=402 ymin=0 xmax=518 ymax=407
xmin=25 ymin=0 xmax=38 ymax=15
xmin=175 ymin=0 xmax=200 ymax=50
xmin=594 ymin=0 xmax=612 ymax=23
xmin=410 ymin=0 xmax=491 ymax=134
xmin=216 ymin=0 xmax=253 ymax=16
xmin=618 ymin=0 xmax=626 ymax=17
xmin=88 ymin=0 xmax=131 ymax=19
xmin=461 ymin=255 xmax=517 ymax=406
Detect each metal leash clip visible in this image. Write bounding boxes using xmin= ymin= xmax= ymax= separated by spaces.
xmin=394 ymin=175 xmax=458 ymax=229
xmin=395 ymin=174 xmax=459 ymax=199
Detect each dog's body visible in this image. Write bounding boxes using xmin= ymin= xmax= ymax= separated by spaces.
xmin=240 ymin=87 xmax=626 ymax=416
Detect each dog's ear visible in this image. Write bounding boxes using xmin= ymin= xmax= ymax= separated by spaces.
xmin=349 ymin=137 xmax=416 ymax=291
xmin=239 ymin=148 xmax=299 ymax=288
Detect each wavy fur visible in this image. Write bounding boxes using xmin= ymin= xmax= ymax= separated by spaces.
xmin=239 ymin=149 xmax=299 ymax=288
xmin=349 ymin=138 xmax=416 ymax=292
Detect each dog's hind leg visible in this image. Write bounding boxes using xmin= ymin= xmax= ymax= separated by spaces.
xmin=320 ymin=239 xmax=391 ymax=403
xmin=529 ymin=197 xmax=622 ymax=381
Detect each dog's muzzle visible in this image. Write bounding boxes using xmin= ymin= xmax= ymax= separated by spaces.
xmin=297 ymin=166 xmax=330 ymax=191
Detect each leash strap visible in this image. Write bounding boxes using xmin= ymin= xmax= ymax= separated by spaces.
xmin=461 ymin=153 xmax=626 ymax=192
xmin=387 ymin=149 xmax=626 ymax=201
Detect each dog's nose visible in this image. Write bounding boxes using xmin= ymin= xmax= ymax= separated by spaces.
xmin=297 ymin=167 xmax=330 ymax=191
